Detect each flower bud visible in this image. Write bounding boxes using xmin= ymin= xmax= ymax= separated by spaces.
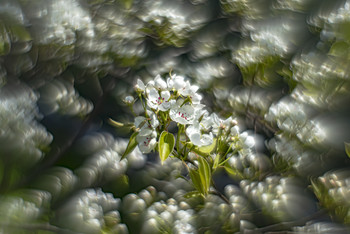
xmin=134 ymin=79 xmax=145 ymax=93
xmin=123 ymin=96 xmax=134 ymax=104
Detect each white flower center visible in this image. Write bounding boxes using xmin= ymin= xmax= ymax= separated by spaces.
xmin=143 ymin=136 xmax=152 ymax=147
xmin=177 ymin=111 xmax=189 ymax=121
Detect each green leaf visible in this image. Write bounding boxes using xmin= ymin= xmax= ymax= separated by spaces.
xmin=0 ymin=24 xmax=10 ymax=56
xmin=8 ymin=24 xmax=32 ymax=42
xmin=188 ymin=157 xmax=212 ymax=196
xmin=197 ymin=156 xmax=211 ymax=195
xmin=329 ymin=41 xmax=350 ymax=59
xmin=198 ymin=138 xmax=217 ymax=154
xmin=345 ymin=142 xmax=350 ymax=158
xmin=121 ymin=0 xmax=133 ymax=9
xmin=213 ymin=154 xmax=221 ymax=170
xmin=224 ymin=161 xmax=242 ymax=179
xmin=310 ymin=178 xmax=322 ymax=199
xmin=121 ymin=132 xmax=139 ymax=160
xmin=158 ymin=131 xmax=175 ymax=164
xmin=189 ymin=168 xmax=204 ymax=195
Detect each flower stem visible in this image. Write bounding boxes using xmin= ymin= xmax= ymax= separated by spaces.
xmin=176 ymin=124 xmax=183 ymax=153
xmin=139 ymin=94 xmax=148 ymax=117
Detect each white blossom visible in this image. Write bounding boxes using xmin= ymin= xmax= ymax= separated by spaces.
xmin=136 ymin=131 xmax=157 ymax=153
xmin=239 ymin=132 xmax=255 ymax=148
xmin=230 ymin=125 xmax=240 ymax=136
xmin=154 ymin=75 xmax=168 ymax=90
xmin=186 ymin=123 xmax=213 ymax=146
xmin=178 ymin=81 xmax=199 ymax=98
xmin=210 ymin=114 xmax=234 ymax=134
xmin=134 ymin=79 xmax=146 ymax=93
xmin=169 ymin=100 xmax=196 ymax=125
xmin=135 ymin=117 xmax=153 ymax=137
xmin=167 ymin=74 xmax=186 ymax=91
xmin=134 ymin=112 xmax=159 ymax=154
xmin=146 ymin=88 xmax=172 ymax=111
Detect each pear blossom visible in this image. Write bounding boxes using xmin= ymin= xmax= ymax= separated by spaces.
xmin=167 ymin=74 xmax=186 ymax=91
xmin=199 ymin=112 xmax=214 ymax=130
xmin=230 ymin=125 xmax=240 ymax=136
xmin=169 ymin=100 xmax=196 ymax=125
xmin=190 ymin=92 xmax=202 ymax=104
xmin=134 ymin=116 xmax=152 ymax=136
xmin=134 ymin=112 xmax=159 ymax=136
xmin=134 ymin=113 xmax=159 ymax=154
xmin=137 ymin=131 xmax=157 ymax=154
xmin=195 ymin=108 xmax=209 ymax=123
xmin=146 ymin=80 xmax=155 ymax=88
xmin=181 ymin=81 xmax=199 ymax=97
xmin=167 ymin=74 xmax=202 ymax=104
xmin=186 ymin=123 xmax=213 ymax=146
xmin=245 ymin=136 xmax=255 ymax=148
xmin=239 ymin=132 xmax=255 ymax=149
xmin=210 ymin=114 xmax=234 ymax=134
xmin=146 ymin=88 xmax=172 ymax=111
xmin=134 ymin=79 xmax=146 ymax=93
xmin=154 ymin=75 xmax=167 ymax=90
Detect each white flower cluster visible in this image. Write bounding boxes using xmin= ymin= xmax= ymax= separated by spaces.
xmin=240 ymin=176 xmax=317 ymax=221
xmin=132 ymin=74 xmax=239 ymax=154
xmin=55 ymin=189 xmax=126 ymax=234
xmin=0 ymin=83 xmax=53 ymax=167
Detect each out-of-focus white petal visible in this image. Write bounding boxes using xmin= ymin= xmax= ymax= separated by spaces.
xmin=154 ymin=75 xmax=167 ymax=90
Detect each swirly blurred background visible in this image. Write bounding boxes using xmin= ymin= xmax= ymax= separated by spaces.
xmin=1 ymin=0 xmax=350 ymax=233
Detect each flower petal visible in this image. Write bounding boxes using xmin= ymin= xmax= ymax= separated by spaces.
xmin=154 ymin=75 xmax=167 ymax=90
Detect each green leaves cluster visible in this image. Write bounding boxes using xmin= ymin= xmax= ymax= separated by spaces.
xmin=121 ymin=127 xmax=217 ymax=196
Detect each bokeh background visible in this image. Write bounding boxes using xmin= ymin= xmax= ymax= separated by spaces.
xmin=1 ymin=0 xmax=350 ymax=233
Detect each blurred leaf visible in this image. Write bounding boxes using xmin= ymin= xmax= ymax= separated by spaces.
xmin=345 ymin=142 xmax=350 ymax=158
xmin=0 ymin=24 xmax=10 ymax=56
xmin=224 ymin=161 xmax=242 ymax=179
xmin=121 ymin=132 xmax=139 ymax=160
xmin=329 ymin=41 xmax=350 ymax=59
xmin=197 ymin=156 xmax=211 ymax=196
xmin=183 ymin=190 xmax=203 ymax=198
xmin=338 ymin=22 xmax=350 ymax=43
xmin=188 ymin=156 xmax=212 ymax=196
xmin=7 ymin=24 xmax=31 ymax=42
xmin=158 ymin=131 xmax=175 ymax=164
xmin=213 ymin=154 xmax=220 ymax=170
xmin=121 ymin=0 xmax=133 ymax=9
xmin=189 ymin=167 xmax=204 ymax=195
